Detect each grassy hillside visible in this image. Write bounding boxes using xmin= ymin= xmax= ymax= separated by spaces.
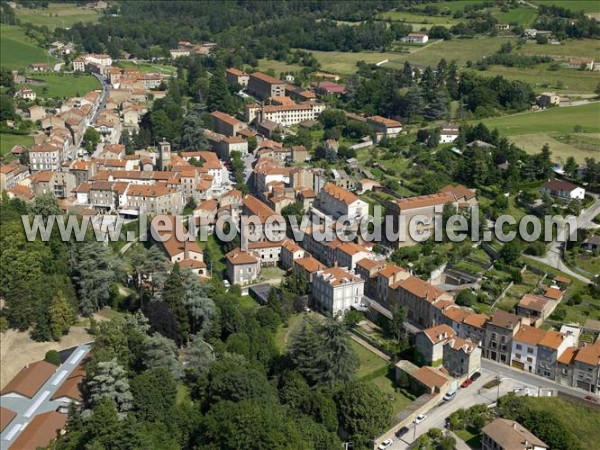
xmin=531 ymin=1 xmax=600 ymax=13
xmin=15 ymin=3 xmax=101 ymax=30
xmin=0 ymin=133 xmax=33 ymax=158
xmin=20 ymin=73 xmax=101 ymax=99
xmin=480 ymin=102 xmax=600 ymax=162
xmin=0 ymin=25 xmax=53 ymax=70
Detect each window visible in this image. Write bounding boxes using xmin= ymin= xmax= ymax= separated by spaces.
xmin=515 ymin=353 xmax=522 ymax=359
xmin=516 ymin=344 xmax=522 ymax=350
xmin=527 ymin=348 xmax=534 ymax=354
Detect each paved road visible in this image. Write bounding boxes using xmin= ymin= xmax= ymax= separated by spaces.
xmin=0 ymin=343 xmax=92 ymax=450
xmin=526 ymin=196 xmax=600 ymax=284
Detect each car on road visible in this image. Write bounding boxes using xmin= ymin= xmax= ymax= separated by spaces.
xmin=378 ymin=439 xmax=393 ymax=449
xmin=395 ymin=427 xmax=409 ymax=438
xmin=414 ymin=414 xmax=427 ymax=424
xmin=470 ymin=371 xmax=481 ymax=381
xmin=461 ymin=378 xmax=474 ymax=388
xmin=443 ymin=391 xmax=456 ymax=401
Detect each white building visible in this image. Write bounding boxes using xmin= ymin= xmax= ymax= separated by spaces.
xmin=367 ymin=115 xmax=402 ymax=142
xmin=312 ymin=267 xmax=365 ymax=317
xmin=440 ymin=124 xmax=459 ymax=143
xmin=510 ymin=325 xmax=546 ymax=373
xmin=540 ymin=179 xmax=585 ymax=200
xmin=317 ymin=182 xmax=368 ymax=220
xmin=404 ymin=33 xmax=429 ymax=44
xmin=245 ymin=102 xmax=326 ymax=127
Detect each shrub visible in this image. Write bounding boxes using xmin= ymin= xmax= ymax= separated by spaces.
xmin=45 ymin=350 xmax=61 ymax=366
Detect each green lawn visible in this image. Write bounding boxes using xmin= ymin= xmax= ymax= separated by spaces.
xmin=472 ymin=64 xmax=600 ymax=95
xmin=351 ymin=340 xmax=389 ymax=379
xmin=531 ymin=1 xmax=600 ymax=13
xmin=274 ymin=312 xmax=324 ymax=351
xmin=15 ymin=3 xmax=101 ymax=29
xmin=378 ymin=10 xmax=461 ymax=29
xmin=481 ymin=103 xmax=600 ymax=135
xmin=454 ymin=428 xmax=482 ymax=449
xmin=198 ymin=235 xmax=226 ymax=277
xmin=115 ymin=60 xmax=177 ymax=75
xmin=493 ymin=7 xmax=538 ymax=26
xmin=238 ymin=295 xmax=260 ymax=310
xmin=371 ymin=373 xmax=413 ymax=417
xmin=0 ymin=133 xmax=33 ymax=157
xmin=516 ymin=38 xmax=600 ymax=59
xmin=507 ymin=132 xmax=598 ymax=164
xmin=21 ymin=73 xmax=101 ymax=98
xmin=0 ymin=25 xmax=54 ymax=70
xmin=423 ymin=1 xmax=471 ymax=13
xmin=256 ymin=59 xmax=304 ymax=76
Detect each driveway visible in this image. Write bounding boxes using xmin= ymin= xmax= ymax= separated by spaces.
xmin=526 ymin=196 xmax=600 ymax=284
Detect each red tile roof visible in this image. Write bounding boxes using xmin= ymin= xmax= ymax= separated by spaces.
xmin=1 ymin=361 xmax=56 ymax=398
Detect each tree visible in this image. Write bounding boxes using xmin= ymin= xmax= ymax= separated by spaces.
xmin=564 ymin=156 xmax=577 ymax=179
xmin=455 ymin=289 xmax=476 ymax=307
xmin=160 ymin=265 xmax=190 ymax=345
xmin=142 ymin=332 xmax=182 ymax=379
xmin=29 ymin=193 xmax=61 ymax=218
xmin=288 ymin=318 xmax=358 ymax=386
xmin=207 ymin=360 xmax=275 ymax=404
xmin=336 ymin=382 xmax=392 ymax=444
xmin=72 ymin=240 xmax=123 ymax=315
xmin=83 ymin=127 xmax=101 ymax=153
xmin=45 ymin=349 xmax=61 ymax=366
xmin=206 ymin=65 xmax=235 ymax=114
xmin=389 ymin=307 xmax=409 ymax=350
xmin=130 ymin=367 xmax=177 ymax=423
xmin=500 ymin=240 xmax=522 ymax=266
xmin=85 ymin=358 xmax=133 ymax=416
xmin=319 ymin=108 xmax=347 ymax=129
xmin=182 ymin=269 xmax=215 ymax=336
xmin=181 ymin=333 xmax=215 ymax=374
xmin=49 ymin=290 xmax=76 ymax=340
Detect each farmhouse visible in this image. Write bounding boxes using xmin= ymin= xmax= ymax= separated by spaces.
xmin=404 ymin=33 xmax=429 ymax=44
xmin=367 ymin=115 xmax=402 ymax=142
xmin=482 ymin=419 xmax=548 ymax=450
xmin=540 ymin=179 xmax=585 ymax=200
xmin=440 ymin=124 xmax=459 ymax=143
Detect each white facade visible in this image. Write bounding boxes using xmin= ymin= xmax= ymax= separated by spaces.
xmin=312 ymin=267 xmax=365 ymax=317
xmin=511 ymin=339 xmax=538 ymax=373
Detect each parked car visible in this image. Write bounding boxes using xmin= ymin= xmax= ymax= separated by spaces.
xmin=443 ymin=391 xmax=456 ymax=401
xmin=470 ymin=371 xmax=481 ymax=381
xmin=395 ymin=427 xmax=409 ymax=438
xmin=378 ymin=439 xmax=393 ymax=450
xmin=585 ymin=395 xmax=599 ymax=403
xmin=461 ymin=378 xmax=474 ymax=388
xmin=414 ymin=414 xmax=427 ymax=424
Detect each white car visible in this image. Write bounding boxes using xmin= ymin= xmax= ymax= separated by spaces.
xmin=378 ymin=439 xmax=393 ymax=450
xmin=414 ymin=414 xmax=427 ymax=424
xmin=443 ymin=391 xmax=456 ymax=401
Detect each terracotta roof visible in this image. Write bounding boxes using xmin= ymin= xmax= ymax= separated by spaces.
xmin=356 ymin=258 xmax=384 ymax=271
xmin=196 ymin=199 xmax=218 ymax=212
xmin=411 ymin=366 xmax=448 ymax=389
xmin=263 ymin=103 xmax=313 ymax=113
xmin=542 ymin=179 xmax=579 ymax=192
xmin=423 ymin=324 xmax=455 ymax=344
xmin=8 ymin=185 xmax=35 ymax=200
xmin=0 ymin=407 xmax=16 ymax=432
xmin=1 ymin=361 xmax=56 ymax=398
xmin=226 ymin=67 xmax=246 ymax=77
xmin=543 ymin=287 xmax=563 ymax=300
xmin=294 ymin=256 xmax=325 ymax=273
xmin=248 ymin=240 xmax=284 ymax=249
xmin=443 ymin=306 xmax=470 ymax=323
xmin=488 ymin=310 xmax=521 ymax=329
xmin=398 ymin=276 xmax=447 ymax=302
xmin=126 ymin=184 xmax=175 ymax=197
xmin=8 ymin=411 xmax=67 ymax=450
xmin=367 ymin=115 xmax=402 ymax=128
xmin=439 ymin=184 xmax=476 ymax=201
xmin=553 ymin=275 xmax=572 ymax=285
xmin=337 ymin=242 xmax=368 ymax=257
xmin=396 ymin=192 xmax=455 ymax=211
xmin=538 ymin=330 xmax=566 ymax=350
xmin=463 ymin=312 xmax=489 ymax=329
xmin=179 ymin=259 xmax=207 ymax=270
xmin=243 ymin=194 xmax=277 ymax=222
xmin=323 ymin=182 xmax=360 ymax=205
xmin=51 ymin=366 xmax=84 ymax=402
xmin=378 ymin=263 xmax=407 ymax=279
xmin=226 ymin=248 xmax=258 ymax=265
xmin=557 ymin=346 xmax=578 ymax=365
xmin=152 ymin=216 xmax=203 ymax=259
xmin=513 ymin=325 xmax=546 ymax=346
xmin=282 ymin=239 xmax=303 ymax=253
xmin=482 ymin=419 xmax=547 ymax=450
xmin=518 ymin=294 xmax=550 ymax=313
xmin=574 ymin=341 xmax=600 ymax=366
xmin=250 ymin=71 xmax=285 ymax=85
xmin=211 ymin=110 xmax=242 ymax=127
xmin=316 ymin=267 xmax=363 ymax=287
xmin=446 ymin=337 xmax=477 ymax=353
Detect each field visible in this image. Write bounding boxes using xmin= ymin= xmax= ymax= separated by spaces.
xmin=493 ymin=7 xmax=538 ymax=26
xmin=0 ymin=133 xmax=34 ymax=157
xmin=472 ymin=64 xmax=600 ymax=95
xmin=481 ymin=102 xmax=600 ymax=135
xmin=0 ymin=25 xmax=53 ymax=70
xmin=116 ymin=60 xmax=177 ymax=75
xmin=516 ymin=38 xmax=600 ymax=59
xmin=531 ymin=1 xmax=600 ymax=13
xmin=304 ymin=37 xmax=517 ymax=73
xmin=256 ymin=58 xmax=304 ymax=76
xmin=378 ymin=10 xmax=461 ymax=29
xmin=480 ymin=103 xmax=600 ymax=163
xmin=21 ymin=73 xmax=101 ymax=98
xmin=15 ymin=3 xmax=101 ymax=29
